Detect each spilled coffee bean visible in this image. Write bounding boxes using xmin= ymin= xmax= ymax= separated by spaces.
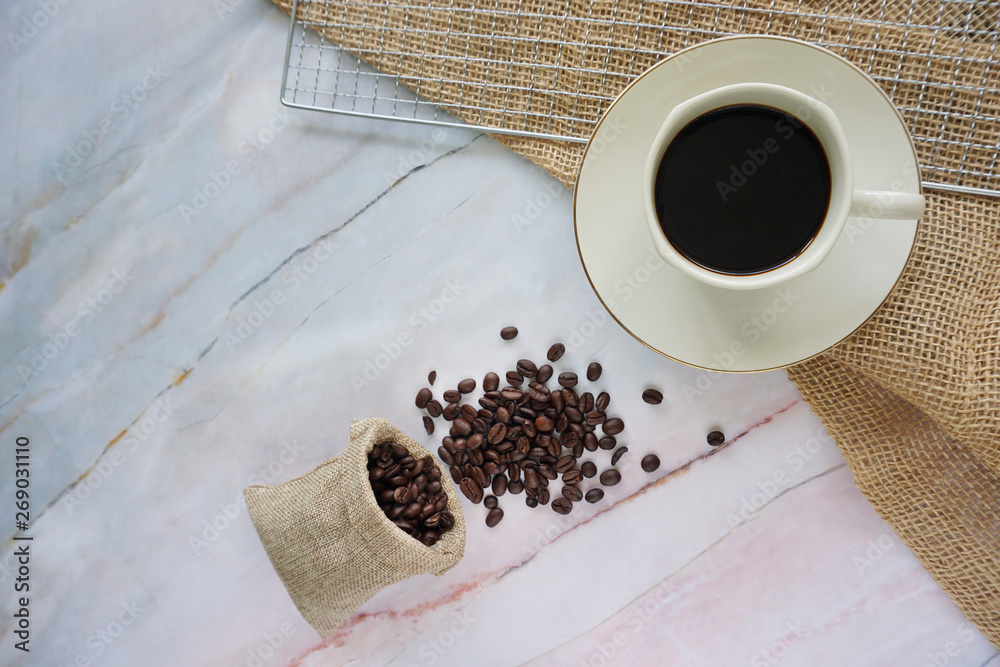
xmin=415 ymin=388 xmax=432 ymax=409
xmin=368 ymin=441 xmax=453 ymax=546
xmin=611 ymin=446 xmax=628 ymax=466
xmin=486 ymin=507 xmax=504 ymax=527
xmin=707 ymin=430 xmax=726 ymax=447
xmin=642 ymin=388 xmax=663 ymax=405
xmin=552 ymin=498 xmax=573 ymax=515
xmin=417 ymin=327 xmax=639 ymax=528
xmin=641 ymin=454 xmax=661 ymax=472
xmin=428 ymin=370 xmax=437 ymax=385
xmin=600 ymin=469 xmax=622 ymax=486
xmin=587 ymin=362 xmax=603 ymax=382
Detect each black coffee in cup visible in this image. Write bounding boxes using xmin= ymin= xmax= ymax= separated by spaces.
xmin=653 ymin=104 xmax=831 ymax=275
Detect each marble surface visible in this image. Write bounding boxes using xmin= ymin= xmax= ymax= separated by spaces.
xmin=1 ymin=0 xmax=998 ymax=665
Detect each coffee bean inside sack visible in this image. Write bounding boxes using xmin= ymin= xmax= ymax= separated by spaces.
xmin=414 ymin=328 xmax=664 ymax=528
xmin=367 ymin=441 xmax=455 ymax=546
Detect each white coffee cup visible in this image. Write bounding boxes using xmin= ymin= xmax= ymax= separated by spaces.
xmin=643 ymin=82 xmax=926 ymax=290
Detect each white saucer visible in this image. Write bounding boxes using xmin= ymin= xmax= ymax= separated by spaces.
xmin=574 ymin=36 xmax=922 ymax=372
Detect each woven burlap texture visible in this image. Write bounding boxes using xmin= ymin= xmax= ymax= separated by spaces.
xmin=244 ymin=417 xmax=466 ymax=638
xmin=270 ymin=0 xmax=1000 ymax=646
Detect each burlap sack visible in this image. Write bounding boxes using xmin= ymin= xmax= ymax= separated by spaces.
xmin=270 ymin=0 xmax=999 ymax=646
xmin=244 ymin=418 xmax=466 ymax=638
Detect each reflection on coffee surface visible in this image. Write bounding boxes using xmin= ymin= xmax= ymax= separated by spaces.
xmin=654 ymin=104 xmax=831 ymax=275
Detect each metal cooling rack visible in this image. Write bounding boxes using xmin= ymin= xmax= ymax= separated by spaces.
xmin=281 ymin=0 xmax=1000 ymax=197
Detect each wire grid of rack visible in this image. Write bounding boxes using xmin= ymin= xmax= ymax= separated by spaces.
xmin=281 ymin=0 xmax=1000 ymax=196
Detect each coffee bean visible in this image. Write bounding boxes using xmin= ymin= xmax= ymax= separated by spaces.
xmin=452 ymin=418 xmax=472 ymax=436
xmin=554 ymin=413 xmax=569 ymax=432
xmin=487 ymin=423 xmax=507 ymax=445
xmin=563 ymin=388 xmax=579 ymax=406
xmin=525 ymin=496 xmax=538 ymax=508
xmin=484 ymin=495 xmax=498 ymax=509
xmin=602 ymin=418 xmax=625 ymax=435
xmin=458 ymin=378 xmax=476 ymax=394
xmin=598 ymin=436 xmax=616 ymax=450
xmin=551 ymin=391 xmax=565 ymax=414
xmin=443 ymin=402 xmax=461 ymax=420
xmin=427 ymin=399 xmax=443 ymax=417
xmin=707 ymin=430 xmax=726 ymax=446
xmin=427 ymin=370 xmax=437 ymax=385
xmin=460 ymin=478 xmax=483 ymax=503
xmin=423 ymin=416 xmax=435 ymax=435
xmin=529 ymin=386 xmax=550 ymax=402
xmin=582 ymin=433 xmax=598 ymax=452
xmin=506 ymin=370 xmax=524 ymax=386
xmin=416 ymin=388 xmax=433 ymax=409
xmin=443 ymin=389 xmax=461 ymax=403
xmin=572 ymin=441 xmax=585 ymax=458
xmin=585 ymin=488 xmax=604 ymax=503
xmin=482 ymin=461 xmax=502 ymax=476
xmin=594 ymin=391 xmax=610 ymax=411
xmin=393 ymin=486 xmax=411 ymax=504
xmin=537 ymin=488 xmax=550 ymax=505
xmin=471 ymin=466 xmax=489 ymax=488
xmin=516 ymin=359 xmax=538 ymax=378
xmin=501 ymin=387 xmax=522 ymax=400
xmin=483 ymin=372 xmax=500 ymax=392
xmin=537 ymin=364 xmax=553 ymax=384
xmin=547 ymin=342 xmax=566 ymax=362
xmin=585 ymin=410 xmax=606 ymax=426
xmin=538 ymin=464 xmax=558 ymax=480
xmin=495 ymin=406 xmax=511 ymax=424
xmin=558 ymin=372 xmax=578 ymax=388
xmin=500 ymin=326 xmax=518 ymax=340
xmin=535 ymin=415 xmax=554 ymax=432
xmin=565 ymin=406 xmax=583 ymax=423
xmin=552 ymin=498 xmax=573 ymax=514
xmin=555 ymin=455 xmax=576 ymax=473
xmin=524 ymin=468 xmax=540 ymax=489
xmin=611 ymin=446 xmax=628 ymax=466
xmin=642 ymin=388 xmax=663 ymax=405
xmin=492 ymin=474 xmax=507 ymax=496
xmin=562 ymin=468 xmax=583 ymax=485
xmin=581 ymin=461 xmax=597 ymax=478
xmin=600 ymin=469 xmax=622 ymax=486
xmin=482 ymin=506 xmax=503 ymax=527
xmin=508 ymin=479 xmax=524 ymax=494
xmin=586 ymin=362 xmax=603 ymax=381
xmin=641 ymin=454 xmax=661 ymax=472
xmin=580 ymin=392 xmax=595 ymax=413
xmin=562 ymin=485 xmax=583 ymax=502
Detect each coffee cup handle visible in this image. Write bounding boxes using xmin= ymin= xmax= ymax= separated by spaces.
xmin=849 ymin=190 xmax=926 ymax=220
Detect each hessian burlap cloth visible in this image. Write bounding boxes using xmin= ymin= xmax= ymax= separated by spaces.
xmin=272 ymin=0 xmax=1000 ymax=646
xmin=245 ymin=418 xmax=466 ymax=637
